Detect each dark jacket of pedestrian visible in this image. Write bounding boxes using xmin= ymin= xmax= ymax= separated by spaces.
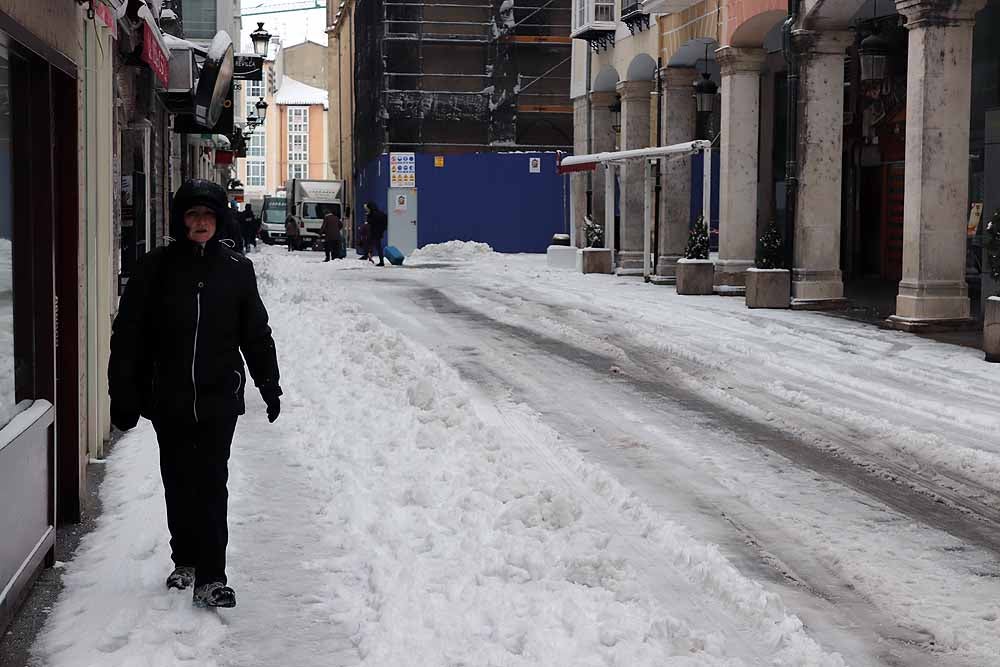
xmin=240 ymin=205 xmax=259 ymax=242
xmin=109 ymin=179 xmax=282 ymax=424
xmin=320 ymin=212 xmax=343 ymax=241
xmin=285 ymin=215 xmax=301 ymax=239
xmin=366 ymin=202 xmax=388 ymax=239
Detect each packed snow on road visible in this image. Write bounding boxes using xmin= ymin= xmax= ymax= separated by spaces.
xmin=29 ymin=243 xmax=1000 ymax=667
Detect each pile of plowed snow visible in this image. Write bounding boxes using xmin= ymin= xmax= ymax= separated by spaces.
xmin=408 ymin=240 xmax=495 ymax=263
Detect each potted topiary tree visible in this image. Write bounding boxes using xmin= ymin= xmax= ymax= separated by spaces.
xmin=984 ymin=210 xmax=1000 ymax=362
xmin=676 ymin=215 xmax=714 ymax=295
xmin=746 ymin=220 xmax=790 ymax=309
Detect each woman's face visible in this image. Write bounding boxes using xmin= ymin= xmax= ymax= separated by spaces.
xmin=184 ymin=205 xmax=217 ymax=243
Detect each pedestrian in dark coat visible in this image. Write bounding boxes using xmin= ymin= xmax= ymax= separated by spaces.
xmin=364 ymin=201 xmax=388 ymax=266
xmin=320 ymin=211 xmax=343 ymax=262
xmin=285 ymin=215 xmax=301 ymax=251
xmin=240 ymin=203 xmax=259 ymax=254
xmin=108 ymin=178 xmax=282 ymax=609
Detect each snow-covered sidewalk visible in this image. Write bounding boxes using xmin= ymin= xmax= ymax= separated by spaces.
xmin=30 ymin=246 xmax=850 ymax=666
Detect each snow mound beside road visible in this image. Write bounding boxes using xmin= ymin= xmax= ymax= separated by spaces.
xmin=408 ymin=240 xmax=495 ymax=263
xmin=30 ymin=247 xmax=846 ymax=667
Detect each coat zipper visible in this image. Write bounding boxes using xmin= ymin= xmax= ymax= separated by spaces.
xmin=192 ymin=287 xmax=202 ymax=423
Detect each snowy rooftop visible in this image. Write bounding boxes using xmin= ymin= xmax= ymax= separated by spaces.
xmin=273 ymin=75 xmax=328 ymax=107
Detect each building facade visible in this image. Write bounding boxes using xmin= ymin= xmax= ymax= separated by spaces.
xmin=570 ymin=0 xmax=999 ymax=327
xmin=236 ymin=39 xmax=329 ymax=208
xmin=283 ymin=39 xmax=327 ymax=89
xmin=328 ymin=0 xmax=575 ymax=253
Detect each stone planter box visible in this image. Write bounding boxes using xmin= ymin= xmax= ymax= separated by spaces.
xmin=676 ymin=258 xmax=715 ymax=295
xmin=985 ymin=296 xmax=1000 ymax=363
xmin=745 ymin=268 xmax=790 ymax=309
xmin=577 ymin=248 xmax=613 ymax=274
xmin=546 ymin=245 xmax=578 ymax=270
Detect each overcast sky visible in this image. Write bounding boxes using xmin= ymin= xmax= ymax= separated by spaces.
xmin=240 ymin=1 xmax=327 ymax=50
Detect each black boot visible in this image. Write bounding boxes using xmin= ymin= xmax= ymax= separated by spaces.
xmin=166 ymin=566 xmax=196 ymax=590
xmin=193 ymin=582 xmax=237 ymax=608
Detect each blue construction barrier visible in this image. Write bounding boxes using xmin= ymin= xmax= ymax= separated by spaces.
xmin=355 ymin=151 xmax=569 ymax=254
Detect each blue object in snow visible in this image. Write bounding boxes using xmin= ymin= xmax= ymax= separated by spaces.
xmin=384 ymin=246 xmax=405 ymax=266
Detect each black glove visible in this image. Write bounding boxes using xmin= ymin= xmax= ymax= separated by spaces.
xmin=265 ymin=396 xmax=280 ymax=423
xmin=261 ymin=386 xmax=281 ymax=423
xmin=110 ymin=400 xmax=139 ymax=432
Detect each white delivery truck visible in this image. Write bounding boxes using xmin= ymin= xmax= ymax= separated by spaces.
xmin=261 ymin=191 xmax=288 ymax=244
xmin=287 ymin=179 xmax=346 ymax=249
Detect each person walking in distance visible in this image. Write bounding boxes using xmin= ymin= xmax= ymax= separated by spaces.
xmin=364 ymin=201 xmax=388 ymax=266
xmin=240 ymin=203 xmax=259 ymax=254
xmin=285 ymin=215 xmax=301 ymax=251
xmin=320 ymin=209 xmax=343 ymax=262
xmin=108 ymin=179 xmax=282 ymax=609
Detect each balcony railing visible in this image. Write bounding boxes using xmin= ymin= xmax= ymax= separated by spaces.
xmin=620 ymin=0 xmax=649 ymax=34
xmin=571 ymin=0 xmax=616 ymax=50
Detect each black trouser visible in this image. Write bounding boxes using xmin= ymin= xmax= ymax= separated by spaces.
xmin=324 ymin=239 xmax=341 ymax=261
xmin=369 ymin=234 xmax=384 ymax=264
xmin=153 ymin=416 xmax=238 ymax=587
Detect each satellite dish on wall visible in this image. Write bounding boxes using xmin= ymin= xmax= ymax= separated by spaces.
xmin=194 ymin=31 xmax=235 ymax=129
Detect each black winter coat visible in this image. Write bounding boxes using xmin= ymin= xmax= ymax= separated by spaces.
xmin=367 ymin=209 xmax=388 ymax=237
xmin=109 ymin=240 xmax=281 ymax=423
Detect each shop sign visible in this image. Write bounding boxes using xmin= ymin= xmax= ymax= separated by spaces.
xmin=234 ymin=55 xmax=264 ymax=81
xmin=215 ymin=150 xmax=235 ymax=165
xmin=142 ymin=21 xmax=170 ymax=86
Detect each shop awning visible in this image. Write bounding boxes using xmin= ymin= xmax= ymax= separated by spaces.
xmin=136 ymin=1 xmax=170 ymax=86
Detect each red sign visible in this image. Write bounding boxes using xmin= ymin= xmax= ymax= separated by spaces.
xmin=141 ymin=21 xmax=170 ymax=86
xmin=94 ymin=3 xmax=118 ymax=39
xmin=214 ymin=150 xmax=235 ymax=165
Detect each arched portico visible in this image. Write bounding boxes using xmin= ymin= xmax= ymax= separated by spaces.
xmin=713 ymin=5 xmax=786 ymax=294
xmin=615 ymin=55 xmax=656 ymax=274
xmin=588 ymin=66 xmax=620 ymax=242
xmin=652 ymin=1 xmax=722 ymax=283
xmin=652 ymin=36 xmax=719 ymax=283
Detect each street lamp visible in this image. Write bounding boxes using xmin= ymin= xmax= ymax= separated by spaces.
xmin=245 ymin=111 xmax=259 ymax=133
xmin=693 ymin=43 xmax=718 ymax=114
xmin=859 ymin=30 xmax=890 ymax=84
xmin=250 ymin=23 xmax=271 ymax=57
xmin=609 ymin=97 xmax=621 ymax=134
xmin=255 ymin=98 xmax=268 ymax=122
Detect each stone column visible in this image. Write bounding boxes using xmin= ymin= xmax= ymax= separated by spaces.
xmin=715 ymin=47 xmax=765 ymax=294
xmin=571 ymin=95 xmax=589 ymax=247
xmin=589 ymin=90 xmax=618 ymax=239
xmin=888 ymin=0 xmax=985 ymax=327
xmin=791 ymin=31 xmax=851 ymax=308
xmin=653 ymin=67 xmax=699 ymax=284
xmin=616 ymin=79 xmax=655 ymax=274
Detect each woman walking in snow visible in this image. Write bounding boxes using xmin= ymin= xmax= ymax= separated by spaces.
xmin=108 ymin=179 xmax=282 ymax=609
xmin=285 ymin=215 xmax=301 ymax=251
xmin=364 ymin=201 xmax=388 ymax=266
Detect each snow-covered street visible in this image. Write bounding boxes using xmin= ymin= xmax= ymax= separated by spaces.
xmin=29 ymin=244 xmax=1000 ymax=666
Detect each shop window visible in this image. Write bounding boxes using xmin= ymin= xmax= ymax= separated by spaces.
xmin=0 ymin=44 xmax=19 ymax=427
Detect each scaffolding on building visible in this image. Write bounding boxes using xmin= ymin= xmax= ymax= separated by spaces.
xmin=364 ymin=0 xmax=572 ymax=157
